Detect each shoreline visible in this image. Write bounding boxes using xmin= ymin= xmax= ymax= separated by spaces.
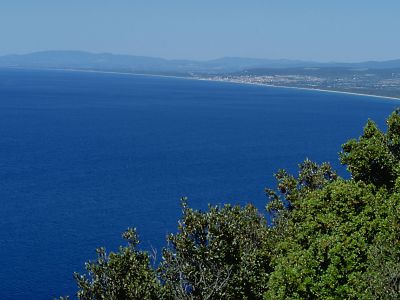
xmin=199 ymin=78 xmax=400 ymax=101
xmin=6 ymin=66 xmax=400 ymax=101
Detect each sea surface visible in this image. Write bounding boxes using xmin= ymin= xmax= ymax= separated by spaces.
xmin=0 ymin=69 xmax=398 ymax=299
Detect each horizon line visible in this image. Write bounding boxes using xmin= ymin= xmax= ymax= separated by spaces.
xmin=1 ymin=50 xmax=399 ymax=65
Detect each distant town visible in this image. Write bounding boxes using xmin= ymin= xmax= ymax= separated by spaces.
xmin=196 ymin=68 xmax=400 ymax=99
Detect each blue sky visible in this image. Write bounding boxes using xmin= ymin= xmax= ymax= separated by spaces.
xmin=1 ymin=0 xmax=399 ymax=61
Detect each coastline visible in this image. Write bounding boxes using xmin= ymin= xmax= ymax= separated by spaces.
xmin=7 ymin=66 xmax=400 ymax=101
xmin=200 ymin=79 xmax=400 ymax=101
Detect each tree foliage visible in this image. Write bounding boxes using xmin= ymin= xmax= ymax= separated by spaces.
xmin=73 ymin=228 xmax=164 ymax=300
xmin=67 ymin=110 xmax=400 ymax=299
xmin=266 ymin=179 xmax=400 ymax=299
xmin=340 ymin=110 xmax=400 ymax=188
xmin=160 ymin=199 xmax=271 ymax=299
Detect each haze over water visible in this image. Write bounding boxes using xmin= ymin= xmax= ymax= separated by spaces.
xmin=0 ymin=69 xmax=397 ymax=299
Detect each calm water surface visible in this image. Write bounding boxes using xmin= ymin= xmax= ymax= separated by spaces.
xmin=0 ymin=69 xmax=397 ymax=299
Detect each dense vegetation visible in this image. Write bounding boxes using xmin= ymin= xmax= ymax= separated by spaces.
xmin=62 ymin=110 xmax=400 ymax=299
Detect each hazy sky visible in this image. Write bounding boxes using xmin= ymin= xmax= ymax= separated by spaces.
xmin=1 ymin=0 xmax=399 ymax=61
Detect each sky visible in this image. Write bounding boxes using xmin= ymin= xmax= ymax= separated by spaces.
xmin=0 ymin=0 xmax=399 ymax=62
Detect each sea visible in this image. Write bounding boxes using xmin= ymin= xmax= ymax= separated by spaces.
xmin=0 ymin=69 xmax=398 ymax=299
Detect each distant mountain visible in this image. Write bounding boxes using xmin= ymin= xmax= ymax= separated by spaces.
xmin=0 ymin=51 xmax=399 ymax=75
xmin=333 ymin=59 xmax=400 ymax=69
xmin=0 ymin=51 xmax=177 ymax=73
xmin=0 ymin=51 xmax=318 ymax=74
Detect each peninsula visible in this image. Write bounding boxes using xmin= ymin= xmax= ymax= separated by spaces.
xmin=1 ymin=51 xmax=400 ymax=99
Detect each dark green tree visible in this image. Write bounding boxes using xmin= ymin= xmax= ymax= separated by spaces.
xmin=265 ymin=179 xmax=397 ymax=299
xmin=264 ymin=111 xmax=400 ymax=299
xmin=73 ymin=228 xmax=164 ymax=300
xmin=159 ymin=198 xmax=272 ymax=299
xmin=340 ymin=110 xmax=400 ymax=189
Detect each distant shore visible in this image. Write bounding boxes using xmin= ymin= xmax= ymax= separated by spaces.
xmin=197 ymin=78 xmax=400 ymax=101
xmin=8 ymin=67 xmax=400 ymax=101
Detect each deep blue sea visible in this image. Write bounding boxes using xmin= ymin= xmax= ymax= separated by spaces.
xmin=0 ymin=69 xmax=398 ymax=299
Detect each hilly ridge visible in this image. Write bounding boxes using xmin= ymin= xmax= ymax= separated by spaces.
xmin=1 ymin=51 xmax=399 ymax=75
